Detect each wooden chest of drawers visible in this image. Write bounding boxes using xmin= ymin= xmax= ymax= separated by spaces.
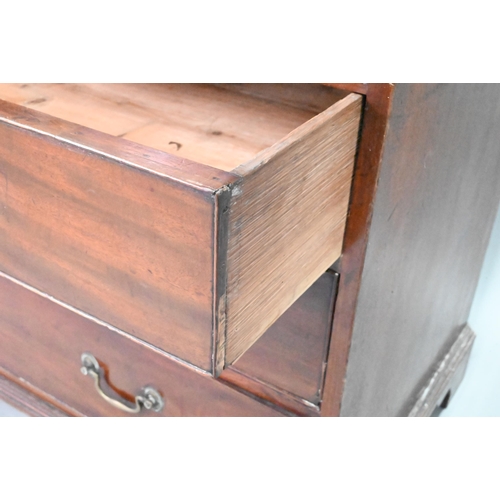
xmin=0 ymin=83 xmax=499 ymax=416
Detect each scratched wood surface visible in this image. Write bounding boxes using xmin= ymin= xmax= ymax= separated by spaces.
xmin=222 ymin=94 xmax=362 ymax=367
xmin=0 ymin=84 xmax=345 ymax=171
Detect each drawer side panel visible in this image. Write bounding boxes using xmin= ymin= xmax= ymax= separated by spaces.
xmin=224 ymin=94 xmax=362 ymax=367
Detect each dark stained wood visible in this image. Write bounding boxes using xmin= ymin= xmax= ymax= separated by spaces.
xmin=338 ymin=84 xmax=500 ymax=416
xmin=321 ymin=84 xmax=394 ymax=416
xmin=0 ymin=102 xmax=237 ymax=371
xmin=224 ymin=272 xmax=338 ymax=407
xmin=220 ymin=368 xmax=319 ymax=417
xmin=2 ymin=268 xmax=338 ymax=417
xmin=0 ymin=273 xmax=285 ymax=416
xmin=0 ymin=372 xmax=71 ymax=417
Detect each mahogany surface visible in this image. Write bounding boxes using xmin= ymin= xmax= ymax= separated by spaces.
xmin=322 ymin=84 xmax=394 ymax=416
xmin=0 ymin=373 xmax=69 ymax=417
xmin=338 ymin=84 xmax=500 ymax=416
xmin=0 ymin=273 xmax=284 ymax=417
xmin=0 ymin=103 xmax=226 ymax=371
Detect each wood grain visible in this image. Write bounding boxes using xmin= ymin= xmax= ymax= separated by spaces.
xmin=223 ymin=94 xmax=362 ymax=367
xmin=408 ymin=324 xmax=475 ymax=417
xmin=0 ymin=84 xmax=326 ymax=171
xmin=224 ymin=271 xmax=338 ymax=406
xmin=0 ymin=89 xmax=361 ymax=375
xmin=0 ymin=98 xmax=235 ymax=190
xmin=321 ymin=84 xmax=394 ymax=416
xmin=322 ymin=83 xmax=369 ymax=95
xmin=0 ymin=101 xmax=238 ymax=371
xmin=0 ymin=273 xmax=284 ymax=417
xmin=0 ymin=373 xmax=70 ymax=417
xmin=338 ymin=84 xmax=500 ymax=416
xmin=1 ymin=269 xmax=338 ymax=417
xmin=213 ymin=84 xmax=349 ymax=113
xmin=220 ymin=368 xmax=320 ymax=417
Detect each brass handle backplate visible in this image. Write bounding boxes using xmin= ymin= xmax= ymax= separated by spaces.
xmin=80 ymin=352 xmax=164 ymax=414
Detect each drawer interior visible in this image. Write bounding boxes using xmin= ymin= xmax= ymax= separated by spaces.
xmin=223 ymin=271 xmax=339 ymax=413
xmin=0 ymin=83 xmax=349 ymax=172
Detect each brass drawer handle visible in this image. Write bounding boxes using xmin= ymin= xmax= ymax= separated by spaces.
xmin=80 ymin=352 xmax=164 ymax=414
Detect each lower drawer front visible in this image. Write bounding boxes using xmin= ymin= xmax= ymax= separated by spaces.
xmin=0 ymin=273 xmax=282 ymax=417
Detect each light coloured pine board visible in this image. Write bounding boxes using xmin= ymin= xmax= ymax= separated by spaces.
xmin=222 ymin=93 xmax=363 ymax=368
xmin=0 ymin=83 xmax=328 ymax=171
xmin=0 ymin=83 xmax=151 ymax=136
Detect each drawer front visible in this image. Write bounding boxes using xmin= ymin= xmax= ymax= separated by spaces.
xmin=0 ymin=101 xmax=233 ymax=372
xmin=0 ymin=101 xmax=228 ymax=372
xmin=0 ymin=89 xmax=361 ymax=374
xmin=0 ymin=273 xmax=283 ymax=416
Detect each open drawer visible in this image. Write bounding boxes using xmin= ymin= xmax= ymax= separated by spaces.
xmin=0 ymin=84 xmax=362 ymax=375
